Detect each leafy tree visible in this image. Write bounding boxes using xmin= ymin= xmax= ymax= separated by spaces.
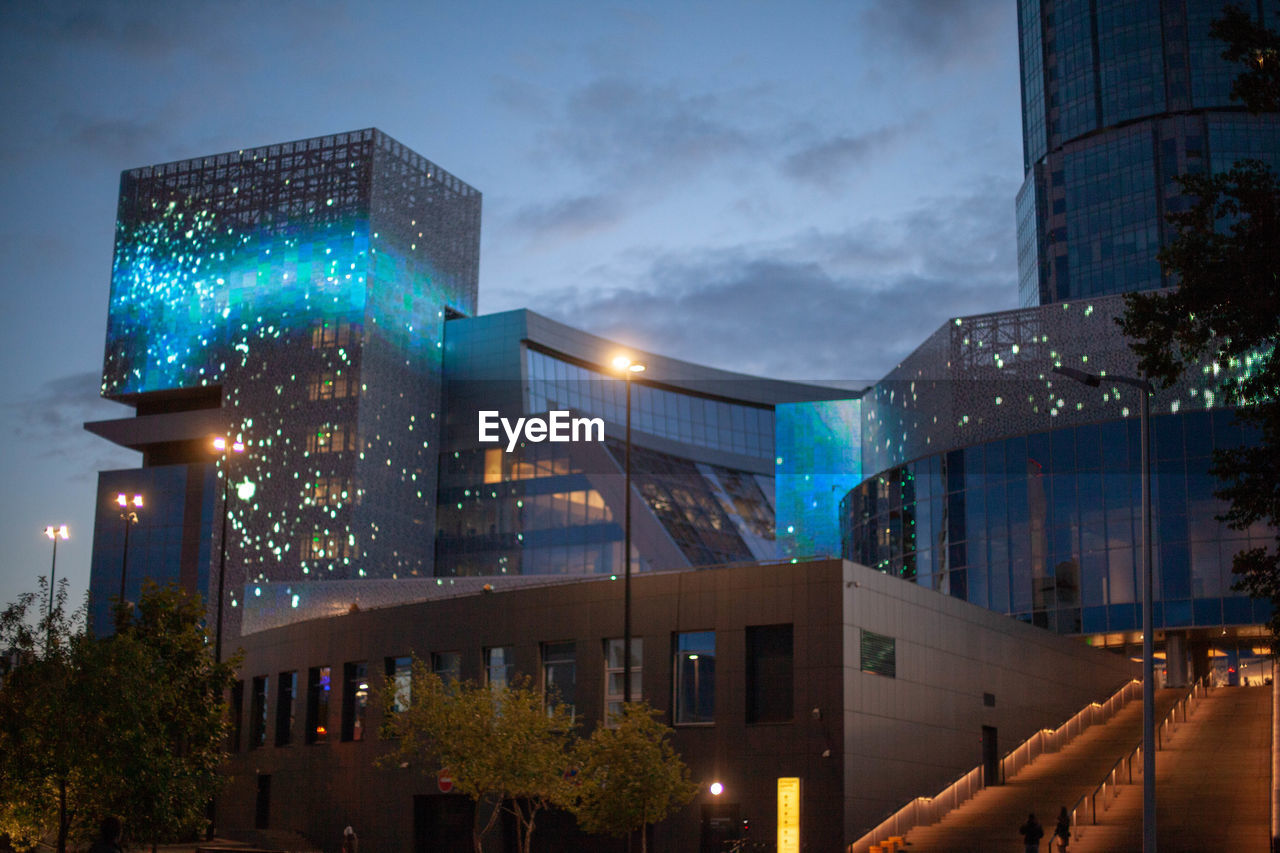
xmin=0 ymin=582 xmax=236 ymax=852
xmin=0 ymin=579 xmax=101 ymax=853
xmin=379 ymin=662 xmax=576 ymax=853
xmin=569 ymin=703 xmax=697 ymax=853
xmin=1118 ymin=4 xmax=1280 ymax=647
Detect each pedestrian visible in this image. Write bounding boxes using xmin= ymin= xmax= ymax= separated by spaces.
xmin=1018 ymin=812 xmax=1043 ymax=853
xmin=342 ymin=825 xmax=358 ymax=853
xmin=1053 ymin=806 xmax=1071 ymax=851
xmin=87 ymin=816 xmax=123 ymax=853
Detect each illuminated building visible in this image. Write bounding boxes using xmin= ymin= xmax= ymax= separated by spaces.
xmin=819 ymin=294 xmax=1273 ymax=683
xmin=1016 ymin=0 xmax=1280 ymax=306
xmin=86 ymin=128 xmax=481 ymax=635
xmin=84 ymin=130 xmax=839 ymax=636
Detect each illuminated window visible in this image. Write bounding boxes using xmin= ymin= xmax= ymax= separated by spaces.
xmin=300 ymin=534 xmax=354 ymax=562
xmin=604 ymin=637 xmax=642 ymax=724
xmin=309 ymin=475 xmax=353 ymax=506
xmin=306 ymin=665 xmax=331 ymax=744
xmin=674 ymin=632 xmax=715 ymax=724
xmin=308 ymin=371 xmax=353 ymax=401
xmin=307 ymin=424 xmax=355 ymax=454
xmin=311 ymin=319 xmax=358 ymax=349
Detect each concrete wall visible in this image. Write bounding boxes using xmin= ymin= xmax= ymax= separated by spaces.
xmin=840 ymin=561 xmax=1138 ymax=838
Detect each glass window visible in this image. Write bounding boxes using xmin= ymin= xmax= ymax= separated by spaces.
xmin=306 ymin=665 xmax=331 ymax=744
xmin=485 ymin=647 xmax=513 ymax=688
xmin=275 ymin=671 xmax=297 ymax=746
xmin=605 ymin=637 xmax=643 ymax=723
xmin=229 ymin=680 xmax=244 ymax=752
xmin=860 ymin=629 xmax=896 ymax=678
xmin=542 ymin=642 xmax=576 ymax=717
xmin=249 ymin=675 xmax=269 ymax=749
xmin=674 ymin=632 xmax=716 ymax=724
xmin=432 ymin=651 xmax=461 ymax=683
xmin=385 ymin=656 xmax=412 ymax=714
xmin=745 ymin=625 xmax=793 ymax=724
xmin=342 ymin=661 xmax=369 ymax=742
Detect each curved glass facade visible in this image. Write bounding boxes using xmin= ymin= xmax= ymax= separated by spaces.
xmin=1016 ymin=0 xmax=1280 ymax=305
xmin=842 ymin=409 xmax=1272 ymax=635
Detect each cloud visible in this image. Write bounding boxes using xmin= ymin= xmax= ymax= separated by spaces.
xmin=857 ymin=0 xmax=1011 ymax=72
xmin=782 ymin=124 xmax=911 ymax=187
xmin=550 ymin=77 xmax=759 ymax=181
xmin=7 ymin=372 xmax=134 ymax=480
xmin=510 ymin=193 xmax=626 ymax=241
xmin=532 ymin=180 xmax=1019 ymax=382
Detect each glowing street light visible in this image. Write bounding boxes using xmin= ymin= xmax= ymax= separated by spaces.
xmin=116 ymin=494 xmax=143 ymax=610
xmin=42 ymin=524 xmax=69 ymax=640
xmin=611 ymin=354 xmax=645 ymax=704
xmin=1055 ymin=365 xmax=1155 ymax=853
xmin=212 ymin=435 xmax=246 ymax=664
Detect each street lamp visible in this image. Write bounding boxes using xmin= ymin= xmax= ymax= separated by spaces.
xmin=611 ymin=354 xmax=645 ymax=704
xmin=1054 ymin=365 xmax=1155 ymax=853
xmin=115 ymin=494 xmax=143 ymax=608
xmin=212 ymin=435 xmax=245 ymax=664
xmin=42 ymin=524 xmax=68 ymax=639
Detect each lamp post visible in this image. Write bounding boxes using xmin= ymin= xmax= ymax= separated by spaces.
xmin=115 ymin=494 xmax=143 ymax=606
xmin=212 ymin=436 xmax=245 ymax=664
xmin=1054 ymin=366 xmax=1154 ymax=853
xmin=42 ymin=524 xmax=68 ymax=640
xmin=611 ymin=355 xmax=645 ymax=704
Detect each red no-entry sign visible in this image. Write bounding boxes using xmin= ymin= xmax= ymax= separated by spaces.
xmin=438 ymin=769 xmax=454 ymax=793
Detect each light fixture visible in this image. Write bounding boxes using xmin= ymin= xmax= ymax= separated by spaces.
xmin=709 ymin=782 xmax=724 ymax=796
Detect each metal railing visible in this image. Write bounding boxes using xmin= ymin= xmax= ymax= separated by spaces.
xmin=846 ymin=679 xmax=1141 ymax=853
xmin=1067 ymin=676 xmax=1211 ymax=839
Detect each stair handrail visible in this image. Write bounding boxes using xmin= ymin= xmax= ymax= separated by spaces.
xmin=845 ymin=678 xmax=1141 ymax=853
xmin=1067 ymin=675 xmax=1211 ymax=837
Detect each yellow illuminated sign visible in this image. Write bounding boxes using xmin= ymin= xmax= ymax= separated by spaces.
xmin=777 ymin=776 xmax=800 ymax=853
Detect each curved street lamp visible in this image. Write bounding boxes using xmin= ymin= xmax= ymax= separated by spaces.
xmin=610 ymin=355 xmax=645 ymax=704
xmin=1054 ymin=365 xmax=1155 ymax=853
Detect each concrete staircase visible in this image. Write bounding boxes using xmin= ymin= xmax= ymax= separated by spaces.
xmin=898 ymin=690 xmax=1184 ymax=852
xmin=1067 ymin=685 xmax=1271 ymax=852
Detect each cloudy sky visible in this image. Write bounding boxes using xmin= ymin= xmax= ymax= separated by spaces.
xmin=0 ymin=0 xmax=1022 ymax=610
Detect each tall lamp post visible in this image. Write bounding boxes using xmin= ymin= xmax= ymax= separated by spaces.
xmin=212 ymin=436 xmax=245 ymax=664
xmin=43 ymin=524 xmax=69 ymax=640
xmin=116 ymin=494 xmax=143 ymax=607
xmin=611 ymin=355 xmax=645 ymax=704
xmin=1054 ymin=366 xmax=1154 ymax=853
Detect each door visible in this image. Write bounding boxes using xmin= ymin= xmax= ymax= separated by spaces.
xmin=982 ymin=725 xmax=999 ymax=786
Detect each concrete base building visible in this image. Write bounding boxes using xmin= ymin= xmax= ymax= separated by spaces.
xmin=220 ymin=558 xmax=1136 ymax=851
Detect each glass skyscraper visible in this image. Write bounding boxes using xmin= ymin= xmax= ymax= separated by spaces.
xmin=1016 ymin=0 xmax=1280 ymax=306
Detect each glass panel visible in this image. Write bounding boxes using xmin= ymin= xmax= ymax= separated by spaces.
xmin=674 ymin=632 xmax=715 ymax=724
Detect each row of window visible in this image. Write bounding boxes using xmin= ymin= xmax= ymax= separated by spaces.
xmin=229 ymin=625 xmax=820 ymax=751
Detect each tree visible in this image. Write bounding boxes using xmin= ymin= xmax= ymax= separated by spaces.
xmin=0 ymin=582 xmax=237 ymax=852
xmin=0 ymin=579 xmax=90 ymax=853
xmin=569 ymin=703 xmax=697 ymax=853
xmin=379 ymin=663 xmax=575 ymax=853
xmin=1118 ymin=4 xmax=1280 ymax=648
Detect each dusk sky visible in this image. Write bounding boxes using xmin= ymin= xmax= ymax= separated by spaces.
xmin=0 ymin=0 xmax=1021 ymax=611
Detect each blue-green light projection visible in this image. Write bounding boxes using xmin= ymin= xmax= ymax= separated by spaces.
xmin=775 ymin=398 xmax=862 ymax=559
xmin=103 ymin=198 xmax=371 ymax=396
